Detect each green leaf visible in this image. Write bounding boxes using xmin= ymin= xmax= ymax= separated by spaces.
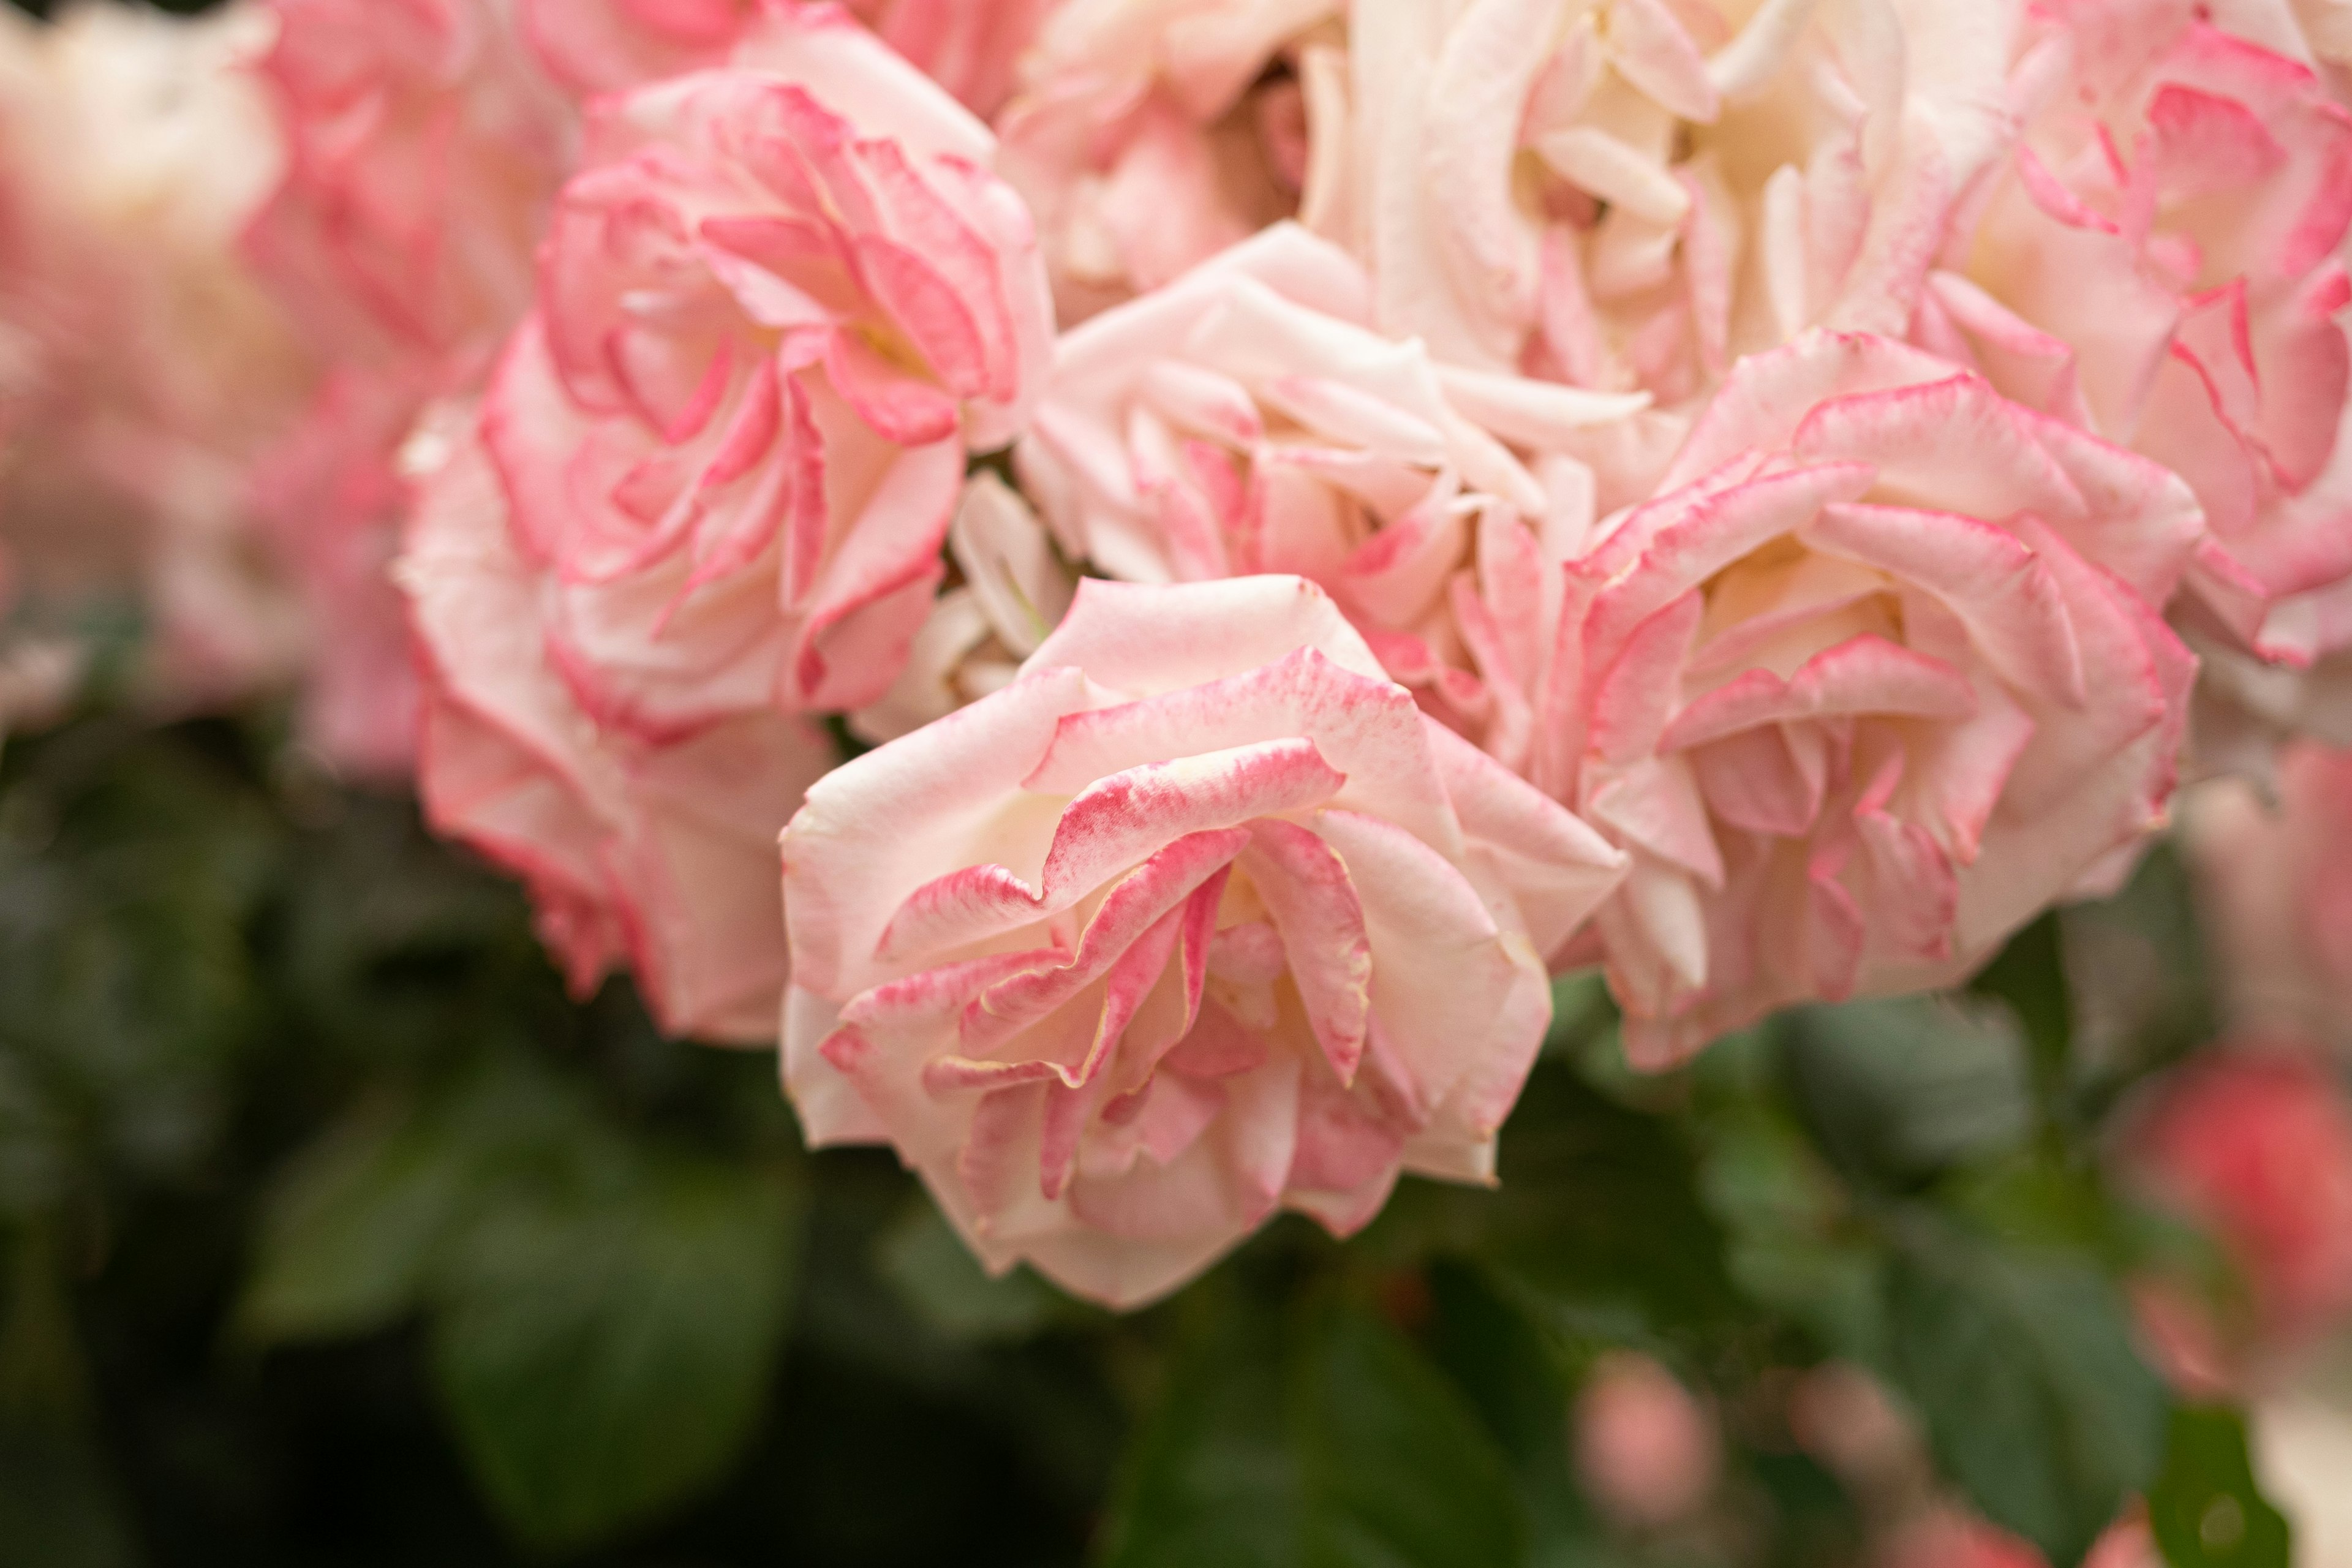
xmin=2147 ymin=1408 xmax=2291 ymax=1568
xmin=429 ymin=1151 xmax=804 ymax=1551
xmin=1883 ymin=1213 xmax=2168 ymax=1566
xmin=875 ymin=1199 xmax=1069 ymax=1343
xmin=237 ymin=1097 xmax=473 ymax=1343
xmin=1099 ymin=1294 xmax=1525 ymax=1568
xmin=1782 ymin=998 xmax=2034 ymax=1188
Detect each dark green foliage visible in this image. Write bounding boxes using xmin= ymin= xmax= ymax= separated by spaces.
xmin=0 ymin=707 xmax=2307 ymax=1567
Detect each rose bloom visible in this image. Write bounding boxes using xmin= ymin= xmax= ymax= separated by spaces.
xmin=248 ymin=0 xmax=575 ymax=368
xmin=1516 ymin=331 xmax=2200 ymax=1066
xmin=484 ymin=6 xmax=1052 ymax=738
xmin=522 ymin=0 xmax=1056 ymax=117
xmin=1348 ymin=0 xmax=2018 ymax=412
xmin=1881 ymin=1511 xmax=2157 ymax=1568
xmin=780 ymin=576 xmax=1627 ymax=1306
xmin=1573 ymin=1352 xmax=1719 ymax=1530
xmin=2121 ymin=1043 xmax=2352 ymax=1387
xmin=1017 ymin=222 xmax=1651 ymax=770
xmin=0 ymin=0 xmax=315 ymax=704
xmin=1917 ymin=0 xmax=2352 ymax=717
xmin=996 ymin=0 xmax=1349 ymax=322
xmin=2188 ymin=743 xmax=2352 ymax=1047
xmin=401 ymin=407 xmax=835 ymax=1041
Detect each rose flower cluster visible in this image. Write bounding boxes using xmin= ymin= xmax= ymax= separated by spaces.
xmin=10 ymin=0 xmax=2352 ymax=1308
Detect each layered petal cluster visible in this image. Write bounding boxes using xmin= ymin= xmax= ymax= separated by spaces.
xmin=248 ymin=0 xmax=575 ymax=368
xmin=1350 ymin=0 xmax=2017 ymax=410
xmin=524 ymin=0 xmax=1057 ymax=116
xmin=1523 ymin=332 xmax=2201 ymax=1065
xmin=1920 ymin=0 xmax=2352 ymax=680
xmin=996 ymin=0 xmax=1348 ymax=321
xmin=1017 ymin=223 xmax=1651 ymax=761
xmin=2122 ymin=1043 xmax=2352 ymax=1385
xmin=2186 ymin=742 xmax=2352 ymax=1049
xmin=780 ymin=577 xmax=1626 ymax=1306
xmin=484 ymin=6 xmax=1054 ymax=735
xmin=0 ymin=0 xmax=314 ymax=704
xmin=401 ymin=409 xmax=836 ymax=1041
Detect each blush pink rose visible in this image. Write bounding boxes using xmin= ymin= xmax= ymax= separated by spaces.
xmin=522 ymin=0 xmax=1056 ymax=118
xmin=1573 ymin=1352 xmax=1719 ymax=1529
xmin=2185 ymin=743 xmax=2352 ymax=1048
xmin=248 ymin=0 xmax=575 ymax=368
xmin=780 ymin=576 xmax=1627 ymax=1306
xmin=1521 ymin=331 xmax=2201 ymax=1066
xmin=1349 ymin=0 xmax=2018 ymax=411
xmin=996 ymin=0 xmax=1348 ymax=321
xmin=401 ymin=406 xmax=836 ymax=1042
xmin=484 ymin=6 xmax=1052 ymax=735
xmin=1917 ymin=0 xmax=2352 ymax=679
xmin=1016 ymin=222 xmax=1653 ymax=769
xmin=2121 ymin=1042 xmax=2352 ymax=1379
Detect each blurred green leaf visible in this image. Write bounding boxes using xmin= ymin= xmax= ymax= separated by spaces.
xmin=429 ymin=1148 xmax=804 ymax=1550
xmin=1099 ymin=1294 xmax=1525 ymax=1568
xmin=0 ymin=1227 xmax=139 ymax=1567
xmin=2147 ymin=1408 xmax=2290 ymax=1568
xmin=1883 ymin=1212 xmax=2167 ymax=1566
xmin=876 ymin=1199 xmax=1071 ymax=1343
xmin=1782 ymin=998 xmax=2034 ymax=1188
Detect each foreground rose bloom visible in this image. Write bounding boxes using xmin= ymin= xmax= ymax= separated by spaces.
xmin=1526 ymin=332 xmax=2200 ymax=1066
xmin=1351 ymin=0 xmax=2017 ymax=410
xmin=249 ymin=0 xmax=575 ymax=368
xmin=524 ymin=0 xmax=1054 ymax=117
xmin=997 ymin=0 xmax=1347 ymax=321
xmin=1919 ymin=0 xmax=2352 ymax=688
xmin=781 ymin=576 xmax=1627 ymax=1306
xmin=1017 ymin=222 xmax=1651 ymax=760
xmin=2187 ymin=743 xmax=2352 ymax=1046
xmin=401 ymin=409 xmax=835 ymax=1041
xmin=2122 ymin=1044 xmax=2352 ymax=1384
xmin=487 ymin=8 xmax=1053 ymax=734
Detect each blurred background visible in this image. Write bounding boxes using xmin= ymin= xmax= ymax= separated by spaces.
xmin=4 ymin=2 xmax=2352 ymax=1567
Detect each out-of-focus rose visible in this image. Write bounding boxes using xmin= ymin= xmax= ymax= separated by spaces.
xmin=1349 ymin=0 xmax=2018 ymax=412
xmin=997 ymin=0 xmax=1346 ymax=321
xmin=2121 ymin=1043 xmax=2352 ymax=1374
xmin=249 ymin=0 xmax=575 ymax=369
xmin=400 ymin=407 xmax=836 ymax=1041
xmin=1017 ymin=223 xmax=1651 ymax=767
xmin=1574 ymin=1351 xmax=1719 ymax=1530
xmin=780 ymin=576 xmax=1627 ymax=1306
xmin=486 ymin=9 xmax=1053 ymax=738
xmin=1918 ymin=1 xmax=2352 ymax=707
xmin=2186 ymin=743 xmax=2352 ymax=1047
xmin=847 ymin=472 xmax=1077 ymax=744
xmin=1524 ymin=331 xmax=2200 ymax=1066
xmin=522 ymin=0 xmax=1057 ymax=118
xmin=249 ymin=370 xmax=429 ymax=778
xmin=1882 ymin=1511 xmax=2052 ymax=1568
xmin=0 ymin=1 xmax=314 ymax=703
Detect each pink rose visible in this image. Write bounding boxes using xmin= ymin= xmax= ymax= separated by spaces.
xmin=401 ymin=406 xmax=836 ymax=1042
xmin=248 ymin=0 xmax=575 ymax=368
xmin=484 ymin=6 xmax=1052 ymax=734
xmin=2122 ymin=1044 xmax=2352 ymax=1376
xmin=2185 ymin=743 xmax=2352 ymax=1048
xmin=780 ymin=576 xmax=1627 ymax=1306
xmin=1573 ymin=1352 xmax=1719 ymax=1529
xmin=0 ymin=1 xmax=315 ymax=706
xmin=996 ymin=0 xmax=1347 ymax=321
xmin=1917 ymin=1 xmax=2352 ymax=677
xmin=1016 ymin=223 xmax=1653 ymax=764
xmin=523 ymin=0 xmax=1056 ymax=118
xmin=1523 ymin=331 xmax=2201 ymax=1066
xmin=1350 ymin=0 xmax=2016 ymax=409
xmin=248 ymin=369 xmax=428 ymax=778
